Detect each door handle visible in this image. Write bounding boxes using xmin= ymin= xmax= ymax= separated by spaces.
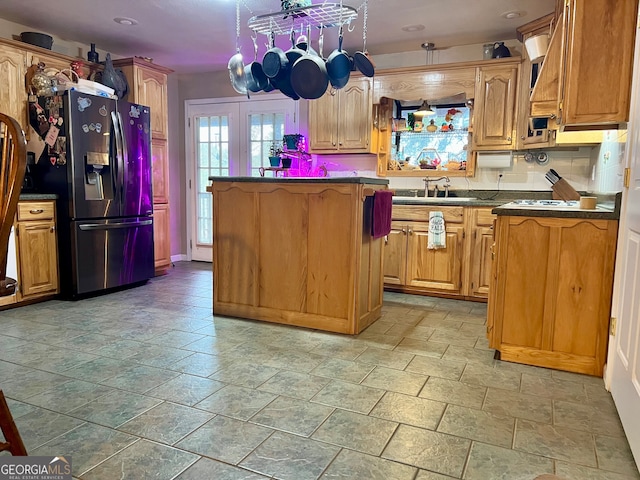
xmin=79 ymin=219 xmax=153 ymax=231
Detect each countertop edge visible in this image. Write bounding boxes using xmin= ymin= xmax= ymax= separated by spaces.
xmin=209 ymin=176 xmax=389 ymax=185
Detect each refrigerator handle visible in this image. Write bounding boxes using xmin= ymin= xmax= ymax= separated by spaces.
xmin=78 ymin=219 xmax=153 ymax=231
xmin=116 ymin=111 xmax=128 ymax=212
xmin=111 ymin=110 xmax=125 ymax=215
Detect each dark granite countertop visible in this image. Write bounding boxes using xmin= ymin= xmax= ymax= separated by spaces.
xmin=392 ymin=190 xmax=622 ymax=220
xmin=208 ymin=176 xmax=389 ymax=185
xmin=19 ymin=193 xmax=58 ymax=200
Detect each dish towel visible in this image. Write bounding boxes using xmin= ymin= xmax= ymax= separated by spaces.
xmin=371 ymin=190 xmax=393 ymax=239
xmin=428 ymin=211 xmax=446 ymax=249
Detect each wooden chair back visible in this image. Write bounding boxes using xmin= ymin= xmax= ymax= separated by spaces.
xmin=0 ymin=113 xmax=27 ymax=297
xmin=0 ymin=390 xmax=27 ymax=455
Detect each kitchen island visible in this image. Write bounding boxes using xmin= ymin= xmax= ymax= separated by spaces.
xmin=207 ymin=176 xmax=389 ymax=334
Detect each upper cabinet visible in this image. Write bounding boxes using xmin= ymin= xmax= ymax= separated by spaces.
xmin=0 ymin=44 xmax=27 ymax=128
xmin=531 ymin=0 xmax=639 ymax=128
xmin=308 ymin=76 xmax=372 ymax=153
xmin=516 ymin=13 xmax=557 ymax=150
xmin=472 ymin=64 xmax=519 ymax=150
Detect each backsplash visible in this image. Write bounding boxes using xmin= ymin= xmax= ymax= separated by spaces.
xmin=318 ymin=136 xmax=626 ymax=195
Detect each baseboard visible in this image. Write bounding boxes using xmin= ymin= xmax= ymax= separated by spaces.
xmin=171 ymin=254 xmax=188 ymax=263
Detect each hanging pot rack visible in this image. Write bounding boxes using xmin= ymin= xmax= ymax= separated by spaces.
xmin=247 ymin=3 xmax=358 ymax=36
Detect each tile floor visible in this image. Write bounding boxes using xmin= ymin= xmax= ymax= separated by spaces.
xmin=0 ymin=261 xmax=638 ymax=480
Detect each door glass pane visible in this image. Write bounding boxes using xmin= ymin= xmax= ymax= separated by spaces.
xmin=248 ymin=112 xmax=285 ymax=176
xmin=195 ymin=115 xmax=229 ymax=246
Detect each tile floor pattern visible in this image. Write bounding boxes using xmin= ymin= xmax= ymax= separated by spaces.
xmin=0 ymin=261 xmax=638 ymax=480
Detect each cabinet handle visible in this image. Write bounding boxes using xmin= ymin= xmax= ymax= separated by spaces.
xmin=402 ymin=227 xmax=407 ymax=235
xmin=30 ymin=209 xmax=44 ymax=214
xmin=384 ymin=235 xmax=388 ymax=245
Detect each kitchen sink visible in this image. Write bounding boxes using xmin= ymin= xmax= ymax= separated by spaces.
xmin=395 ymin=196 xmax=478 ymax=203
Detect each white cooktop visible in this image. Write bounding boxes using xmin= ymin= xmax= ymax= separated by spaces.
xmin=503 ymin=199 xmax=580 ymax=208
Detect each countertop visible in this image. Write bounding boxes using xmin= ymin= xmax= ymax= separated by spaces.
xmin=391 ymin=190 xmax=622 ymax=220
xmin=209 ymin=176 xmax=389 ymax=185
xmin=19 ymin=193 xmax=58 ymax=200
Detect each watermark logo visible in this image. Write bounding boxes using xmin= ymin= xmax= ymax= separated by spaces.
xmin=0 ymin=456 xmax=72 ymax=480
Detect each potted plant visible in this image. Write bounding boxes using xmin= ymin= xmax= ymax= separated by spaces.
xmin=283 ymin=133 xmax=303 ymax=151
xmin=268 ymin=141 xmax=282 ymax=167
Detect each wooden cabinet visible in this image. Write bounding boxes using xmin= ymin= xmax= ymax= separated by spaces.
xmin=308 ymin=77 xmax=372 ymax=153
xmin=383 ymin=205 xmax=465 ymax=296
xmin=114 ymin=57 xmax=173 ymax=275
xmin=515 ymin=14 xmax=557 ymax=150
xmin=473 ymin=64 xmax=519 ymax=150
xmin=466 ymin=208 xmax=495 ymax=298
xmin=488 ymin=215 xmax=618 ymax=376
xmin=384 ymin=204 xmax=495 ymax=301
xmin=531 ymin=0 xmax=638 ymax=127
xmin=14 ymin=201 xmax=59 ymax=300
xmin=152 ymin=203 xmax=171 ymax=271
xmin=0 ymin=44 xmax=28 ymax=129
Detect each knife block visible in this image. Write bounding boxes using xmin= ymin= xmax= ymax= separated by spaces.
xmin=551 ymin=178 xmax=580 ymax=201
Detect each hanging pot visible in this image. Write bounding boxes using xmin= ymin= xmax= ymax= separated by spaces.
xmin=285 ymin=29 xmax=305 ymax=67
xmin=228 ymin=0 xmax=248 ymax=96
xmin=353 ymin=0 xmax=375 ymax=77
xmin=290 ymin=25 xmax=329 ymax=100
xmin=228 ymin=52 xmax=247 ymax=94
xmin=245 ymin=34 xmax=269 ymax=92
xmin=262 ymin=32 xmax=289 ymax=79
xmin=326 ymin=25 xmax=351 ymax=89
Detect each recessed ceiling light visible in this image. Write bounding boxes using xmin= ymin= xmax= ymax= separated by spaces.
xmin=401 ymin=24 xmax=425 ymax=33
xmin=114 ymin=17 xmax=139 ymax=26
xmin=501 ymin=10 xmax=525 ymax=19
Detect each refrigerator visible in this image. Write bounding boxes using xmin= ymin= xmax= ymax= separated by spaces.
xmin=34 ymin=89 xmax=154 ymax=298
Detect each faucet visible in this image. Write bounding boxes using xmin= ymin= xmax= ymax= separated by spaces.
xmin=423 ymin=176 xmax=451 ymax=197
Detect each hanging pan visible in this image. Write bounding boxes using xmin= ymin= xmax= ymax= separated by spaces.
xmin=326 ymin=24 xmax=351 ymax=89
xmin=353 ymin=0 xmax=375 ymax=77
xmin=245 ymin=33 xmax=269 ymax=92
xmin=262 ymin=32 xmax=289 ymax=80
xmin=290 ymin=25 xmax=329 ymax=100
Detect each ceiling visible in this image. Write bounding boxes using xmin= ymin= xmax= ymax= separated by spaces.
xmin=0 ymin=0 xmax=556 ymax=74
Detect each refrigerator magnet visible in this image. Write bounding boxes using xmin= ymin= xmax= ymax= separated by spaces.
xmin=45 ymin=125 xmax=60 ymax=147
xmin=77 ymin=97 xmax=92 ymax=111
xmin=82 ymin=124 xmax=89 ymax=133
xmin=99 ymin=105 xmax=108 ymax=116
xmin=95 ymin=123 xmax=102 ymax=133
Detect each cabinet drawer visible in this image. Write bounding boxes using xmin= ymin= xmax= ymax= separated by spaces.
xmin=17 ymin=202 xmax=55 ymax=221
xmin=392 ymin=205 xmax=464 ymax=224
xmin=472 ymin=207 xmax=496 ymax=227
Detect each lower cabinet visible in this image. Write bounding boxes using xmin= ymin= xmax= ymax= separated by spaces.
xmin=14 ymin=200 xmax=59 ymax=301
xmin=488 ymin=215 xmax=618 ymax=376
xmin=384 ymin=205 xmax=495 ymax=301
xmin=153 ymin=203 xmax=171 ymax=274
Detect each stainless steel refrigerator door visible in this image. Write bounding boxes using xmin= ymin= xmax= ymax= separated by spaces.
xmin=71 ymin=217 xmax=154 ymax=295
xmin=117 ymin=102 xmax=153 ymax=218
xmin=67 ymin=90 xmax=120 ymax=219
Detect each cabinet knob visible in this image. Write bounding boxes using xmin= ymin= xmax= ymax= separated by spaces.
xmin=50 ymin=226 xmax=55 ymax=233
xmin=332 ymin=142 xmax=336 ymax=146
xmin=402 ymin=227 xmax=407 ymax=235
xmin=339 ymin=142 xmax=343 ymax=146
xmin=507 ymin=137 xmax=512 ymax=142
xmin=408 ymin=228 xmax=413 ymax=235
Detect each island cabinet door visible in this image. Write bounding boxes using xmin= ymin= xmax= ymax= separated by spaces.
xmin=405 ymin=222 xmax=464 ymax=293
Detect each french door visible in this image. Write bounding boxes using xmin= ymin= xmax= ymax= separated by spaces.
xmin=186 ymin=97 xmax=297 ymax=261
